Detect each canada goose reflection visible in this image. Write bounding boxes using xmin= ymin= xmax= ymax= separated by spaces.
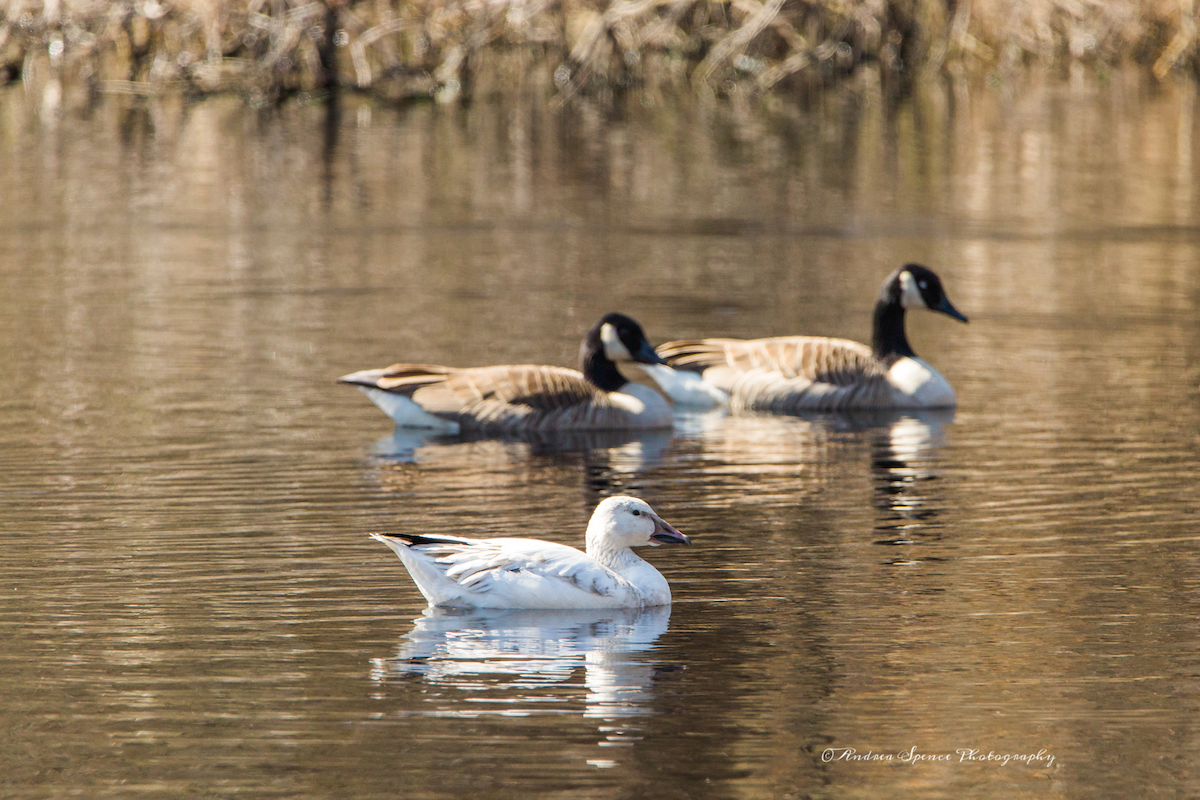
xmin=662 ymin=408 xmax=954 ymax=515
xmin=369 ymin=427 xmax=675 ymax=472
xmin=370 ymin=606 xmax=673 ymax=746
xmin=870 ymin=409 xmax=954 ymax=553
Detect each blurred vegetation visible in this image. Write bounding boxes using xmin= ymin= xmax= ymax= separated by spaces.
xmin=1 ymin=0 xmax=1196 ymax=104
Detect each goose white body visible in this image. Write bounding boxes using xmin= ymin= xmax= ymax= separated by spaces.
xmin=886 ymin=356 xmax=956 ymax=408
xmin=639 ymin=363 xmax=730 ymax=408
xmin=372 ymin=496 xmax=690 ymax=609
xmin=602 ymin=382 xmax=675 ymax=425
xmin=352 ymin=385 xmax=462 ymax=433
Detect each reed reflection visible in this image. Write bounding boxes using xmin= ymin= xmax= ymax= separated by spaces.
xmin=370 ymin=606 xmax=673 ymax=748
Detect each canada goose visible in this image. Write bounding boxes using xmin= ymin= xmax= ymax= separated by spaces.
xmin=657 ymin=264 xmax=968 ymax=412
xmin=371 ymin=495 xmax=691 ymax=609
xmin=340 ymin=313 xmax=676 ymax=434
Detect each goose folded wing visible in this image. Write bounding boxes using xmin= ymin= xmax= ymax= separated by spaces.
xmin=410 ymin=536 xmax=628 ymax=598
xmin=659 ymin=337 xmax=884 ymax=386
xmin=406 ymin=365 xmax=606 ymax=415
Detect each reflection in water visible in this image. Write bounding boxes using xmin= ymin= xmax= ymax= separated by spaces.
xmin=869 ymin=410 xmax=953 ymax=554
xmin=370 ymin=426 xmax=676 ymax=468
xmin=366 ymin=423 xmax=684 ymax=504
xmin=671 ymin=408 xmax=953 ymax=511
xmin=365 ymin=406 xmax=933 ymax=509
xmin=371 ymin=606 xmax=672 ymax=753
xmin=370 ymin=427 xmax=455 ymax=463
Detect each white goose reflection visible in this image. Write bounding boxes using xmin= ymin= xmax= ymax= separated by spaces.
xmin=371 ymin=605 xmax=673 ymax=747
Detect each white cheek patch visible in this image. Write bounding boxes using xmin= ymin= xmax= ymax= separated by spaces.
xmin=601 ymin=323 xmax=633 ymax=361
xmin=899 ymin=270 xmax=928 ymax=310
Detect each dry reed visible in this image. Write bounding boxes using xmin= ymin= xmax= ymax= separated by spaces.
xmin=1 ymin=0 xmax=1195 ymax=104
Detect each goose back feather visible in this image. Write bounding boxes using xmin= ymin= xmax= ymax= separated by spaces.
xmin=344 ymin=363 xmax=671 ymax=434
xmin=373 ymin=533 xmax=637 ymax=608
xmin=372 ymin=496 xmax=690 ymax=609
xmin=658 ymin=336 xmax=904 ymax=412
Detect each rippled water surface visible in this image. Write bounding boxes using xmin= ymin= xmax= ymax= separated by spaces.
xmin=3 ymin=71 xmax=1200 ymax=798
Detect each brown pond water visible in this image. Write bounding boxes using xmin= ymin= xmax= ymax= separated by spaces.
xmin=3 ymin=70 xmax=1200 ymax=798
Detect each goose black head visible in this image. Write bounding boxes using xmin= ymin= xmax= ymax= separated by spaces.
xmin=580 ymin=313 xmax=667 ymax=392
xmin=873 ymin=264 xmax=968 ymax=361
xmin=886 ymin=264 xmax=969 ymax=322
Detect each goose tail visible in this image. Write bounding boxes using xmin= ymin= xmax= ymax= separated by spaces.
xmin=655 ymin=340 xmax=731 ymax=372
xmin=338 ymin=364 xmax=456 ymax=393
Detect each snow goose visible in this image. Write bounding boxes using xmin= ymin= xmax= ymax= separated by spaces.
xmin=657 ymin=264 xmax=968 ymax=412
xmin=370 ymin=495 xmax=690 ymax=609
xmin=340 ymin=313 xmax=682 ymax=434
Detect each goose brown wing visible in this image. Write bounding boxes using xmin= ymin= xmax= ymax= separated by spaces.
xmin=342 ymin=363 xmax=664 ymax=431
xmin=658 ymin=337 xmax=883 ymax=387
xmin=406 ymin=364 xmax=603 ymax=415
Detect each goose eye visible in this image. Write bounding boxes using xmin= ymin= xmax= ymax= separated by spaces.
xmin=632 ymin=510 xmax=642 ymax=516
xmin=919 ymin=281 xmax=928 ymax=290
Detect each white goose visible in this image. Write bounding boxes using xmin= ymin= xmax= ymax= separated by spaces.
xmin=657 ymin=264 xmax=969 ymax=412
xmin=370 ymin=496 xmax=690 ymax=609
xmin=340 ymin=314 xmax=680 ymax=434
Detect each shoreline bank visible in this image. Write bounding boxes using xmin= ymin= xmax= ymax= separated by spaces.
xmin=3 ymin=0 xmax=1196 ymax=106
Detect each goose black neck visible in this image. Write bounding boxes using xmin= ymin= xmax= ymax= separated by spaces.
xmin=581 ymin=339 xmax=627 ymax=392
xmin=872 ymin=298 xmax=916 ymax=363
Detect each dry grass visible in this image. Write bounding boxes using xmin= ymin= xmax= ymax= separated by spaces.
xmin=1 ymin=0 xmax=1196 ymax=103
